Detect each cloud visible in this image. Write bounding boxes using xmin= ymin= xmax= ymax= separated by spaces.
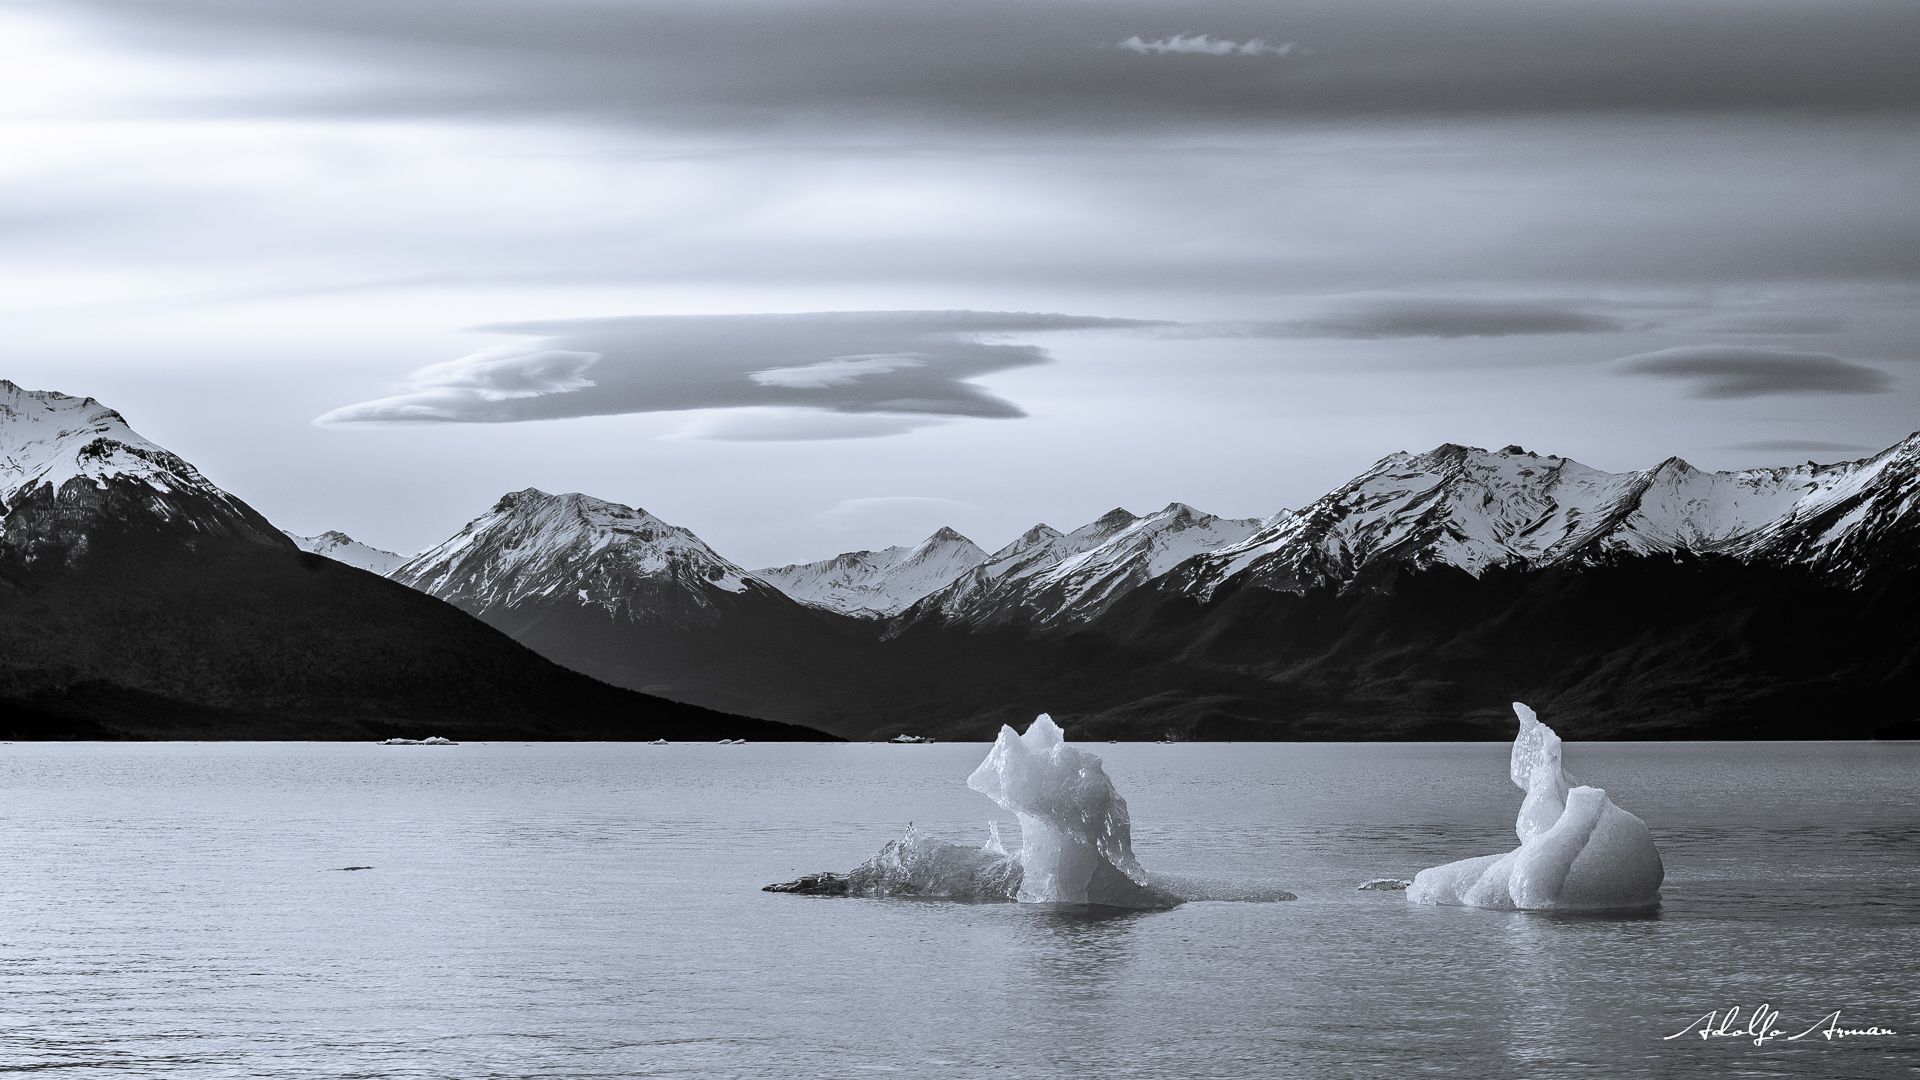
xmin=1718 ymin=438 xmax=1873 ymax=455
xmin=1612 ymin=345 xmax=1895 ymax=399
xmin=1191 ymin=297 xmax=1630 ymax=339
xmin=1117 ymin=34 xmax=1297 ymax=57
xmin=410 ymin=347 xmax=600 ymax=398
xmin=317 ymin=310 xmax=1158 ymax=426
xmin=667 ymin=409 xmax=949 ymax=442
xmin=750 ymin=354 xmax=926 ymax=389
xmin=1681 ymin=313 xmax=1846 ymax=335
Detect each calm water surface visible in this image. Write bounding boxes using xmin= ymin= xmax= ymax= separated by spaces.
xmin=0 ymin=741 xmax=1914 ymax=1078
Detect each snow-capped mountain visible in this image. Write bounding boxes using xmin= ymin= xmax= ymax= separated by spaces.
xmin=0 ymin=382 xmax=801 ymax=740
xmin=1169 ymin=436 xmax=1920 ymax=600
xmin=0 ymin=379 xmax=286 ymax=560
xmin=901 ymin=503 xmax=1263 ymax=627
xmin=386 ymin=487 xmax=871 ymax=729
xmin=756 ymin=526 xmax=987 ymax=616
xmin=391 ymin=489 xmax=781 ymax=619
xmin=286 ymin=530 xmax=408 ymax=576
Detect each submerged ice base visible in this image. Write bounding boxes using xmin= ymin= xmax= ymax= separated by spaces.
xmin=1408 ymin=703 xmax=1664 ymax=912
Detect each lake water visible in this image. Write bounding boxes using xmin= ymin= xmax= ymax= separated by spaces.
xmin=0 ymin=740 xmax=1914 ymax=1078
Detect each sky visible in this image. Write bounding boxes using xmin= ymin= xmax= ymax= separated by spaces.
xmin=4 ymin=0 xmax=1917 ymax=567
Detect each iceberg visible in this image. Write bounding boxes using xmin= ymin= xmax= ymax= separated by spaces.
xmin=966 ymin=714 xmax=1181 ymax=909
xmin=1408 ymin=703 xmax=1664 ymax=912
xmin=767 ymin=714 xmax=1265 ymax=909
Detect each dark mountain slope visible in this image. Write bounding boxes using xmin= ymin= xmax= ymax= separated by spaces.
xmin=0 ymin=530 xmax=819 ymax=740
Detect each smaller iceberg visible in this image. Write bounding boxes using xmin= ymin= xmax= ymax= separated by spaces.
xmin=378 ymin=736 xmax=457 ymax=746
xmin=1408 ymin=703 xmax=1664 ymax=912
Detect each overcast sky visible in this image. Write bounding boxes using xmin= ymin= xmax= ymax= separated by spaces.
xmin=5 ymin=0 xmax=1917 ymax=566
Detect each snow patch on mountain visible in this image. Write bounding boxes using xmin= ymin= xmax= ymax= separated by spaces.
xmin=286 ymin=530 xmax=409 ymax=576
xmin=905 ymin=503 xmax=1263 ymax=626
xmin=390 ymin=488 xmax=768 ymax=614
xmin=3 ymin=380 xmax=193 ymax=503
xmin=0 ymin=379 xmax=278 ymax=541
xmin=757 ymin=526 xmax=987 ymax=616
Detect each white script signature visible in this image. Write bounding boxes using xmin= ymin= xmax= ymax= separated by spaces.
xmin=1665 ymin=1004 xmax=1898 ymax=1046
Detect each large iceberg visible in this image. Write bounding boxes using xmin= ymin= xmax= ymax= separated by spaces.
xmin=965 ymin=714 xmax=1181 ymax=909
xmin=1408 ymin=703 xmax=1664 ymax=912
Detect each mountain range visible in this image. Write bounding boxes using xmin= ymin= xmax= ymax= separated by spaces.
xmin=0 ymin=380 xmax=825 ymax=741
xmin=6 ymin=376 xmax=1913 ymax=741
xmin=296 ymin=429 xmax=1917 ymax=742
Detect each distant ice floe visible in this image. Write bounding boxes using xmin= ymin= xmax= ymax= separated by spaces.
xmin=1408 ymin=703 xmax=1664 ymax=912
xmin=378 ymin=736 xmax=458 ymax=745
xmin=765 ymin=714 xmax=1294 ymax=909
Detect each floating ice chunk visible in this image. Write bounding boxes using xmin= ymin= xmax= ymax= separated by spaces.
xmin=843 ymin=823 xmax=1024 ymax=900
xmin=1408 ymin=703 xmax=1664 ymax=912
xmin=767 ymin=715 xmax=1288 ymax=908
xmin=762 ymin=824 xmax=1024 ymax=899
xmin=1357 ymin=878 xmax=1412 ymax=891
xmin=966 ymin=714 xmax=1180 ymax=909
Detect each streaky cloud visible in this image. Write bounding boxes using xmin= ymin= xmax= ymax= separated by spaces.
xmin=1184 ymin=297 xmax=1630 ymax=339
xmin=668 ymin=410 xmax=950 ymax=443
xmin=1718 ymin=438 xmax=1875 ymax=455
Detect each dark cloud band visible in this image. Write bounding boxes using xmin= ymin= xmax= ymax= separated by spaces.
xmin=66 ymin=0 xmax=1920 ymax=133
xmin=1195 ymin=298 xmax=1629 ymax=339
xmin=1613 ymin=345 xmax=1896 ymax=399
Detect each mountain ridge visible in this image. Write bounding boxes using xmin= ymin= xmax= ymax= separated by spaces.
xmin=286 ymin=530 xmax=408 ymax=576
xmin=754 ymin=526 xmax=987 ymax=616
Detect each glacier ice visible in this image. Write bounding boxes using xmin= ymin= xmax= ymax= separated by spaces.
xmin=966 ymin=714 xmax=1181 ymax=909
xmin=1408 ymin=703 xmax=1664 ymax=912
